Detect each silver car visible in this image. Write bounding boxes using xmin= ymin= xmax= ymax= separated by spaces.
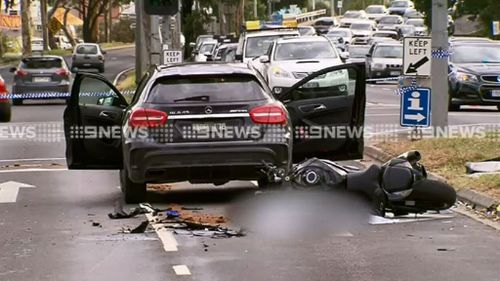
xmin=10 ymin=56 xmax=71 ymax=105
xmin=71 ymin=43 xmax=106 ymax=73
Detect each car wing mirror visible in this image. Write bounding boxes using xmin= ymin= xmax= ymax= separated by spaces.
xmin=71 ymin=66 xmax=79 ymax=73
xmin=259 ymin=55 xmax=270 ymax=63
xmin=189 ymin=42 xmax=196 ymax=48
xmin=340 ymin=52 xmax=350 ymax=60
xmin=102 ymin=50 xmax=107 ymax=54
xmin=9 ymin=67 xmax=16 ymax=73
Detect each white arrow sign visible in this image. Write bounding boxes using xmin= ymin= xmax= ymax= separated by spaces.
xmin=0 ymin=181 xmax=35 ymax=203
xmin=404 ymin=113 xmax=426 ymax=122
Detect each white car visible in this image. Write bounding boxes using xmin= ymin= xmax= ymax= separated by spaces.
xmin=236 ymin=29 xmax=300 ymax=63
xmin=365 ymin=5 xmax=388 ymax=22
xmin=31 ymin=38 xmax=44 ymax=52
xmin=257 ymin=36 xmax=348 ymax=95
xmin=339 ymin=10 xmax=369 ymax=28
xmin=194 ymin=39 xmax=218 ymax=62
xmin=350 ymin=20 xmax=377 ymax=38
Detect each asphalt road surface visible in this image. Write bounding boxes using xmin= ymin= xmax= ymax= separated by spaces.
xmin=0 ymin=47 xmax=499 ymax=281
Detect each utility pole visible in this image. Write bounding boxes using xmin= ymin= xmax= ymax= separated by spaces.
xmin=430 ymin=0 xmax=449 ymax=129
xmin=254 ymin=0 xmax=257 ymax=19
xmin=267 ymin=0 xmax=271 ymax=20
xmin=312 ymin=0 xmax=315 ymax=11
xmin=40 ymin=0 xmax=49 ymax=51
xmin=330 ymin=0 xmax=334 ymax=17
xmin=20 ymin=0 xmax=32 ymax=56
xmin=135 ymin=0 xmax=148 ymax=80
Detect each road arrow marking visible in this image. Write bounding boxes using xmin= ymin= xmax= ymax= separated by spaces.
xmin=0 ymin=181 xmax=35 ymax=203
xmin=404 ymin=113 xmax=426 ymax=122
xmin=406 ymin=56 xmax=430 ymax=73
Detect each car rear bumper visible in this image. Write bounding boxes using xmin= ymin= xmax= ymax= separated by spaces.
xmin=72 ymin=61 xmax=104 ymax=68
xmin=124 ymin=142 xmax=291 ymax=183
xmin=12 ymin=84 xmax=70 ymax=98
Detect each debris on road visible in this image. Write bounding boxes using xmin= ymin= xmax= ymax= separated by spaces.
xmin=130 ymin=220 xmax=150 ymax=234
xmin=91 ymin=221 xmax=101 ymax=227
xmin=465 ymin=161 xmax=500 ymax=174
xmin=181 ymin=207 xmax=204 ymax=211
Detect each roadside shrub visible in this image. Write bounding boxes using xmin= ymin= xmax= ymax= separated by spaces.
xmin=111 ymin=19 xmax=135 ymax=43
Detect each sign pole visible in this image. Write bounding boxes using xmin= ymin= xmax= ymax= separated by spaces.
xmin=430 ymin=0 xmax=449 ymax=129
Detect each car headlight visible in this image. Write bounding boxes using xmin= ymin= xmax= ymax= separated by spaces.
xmin=271 ymin=66 xmax=292 ymax=78
xmin=456 ymin=72 xmax=478 ymax=83
xmin=371 ymin=63 xmax=385 ymax=70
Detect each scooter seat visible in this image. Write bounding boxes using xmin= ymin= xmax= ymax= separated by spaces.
xmin=382 ymin=165 xmax=413 ymax=192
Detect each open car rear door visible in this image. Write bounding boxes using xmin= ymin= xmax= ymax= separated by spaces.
xmin=63 ymin=73 xmax=128 ymax=169
xmin=278 ymin=63 xmax=366 ymax=161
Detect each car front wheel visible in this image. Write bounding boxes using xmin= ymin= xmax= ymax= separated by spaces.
xmin=0 ymin=105 xmax=11 ymax=122
xmin=120 ymin=168 xmax=147 ymax=204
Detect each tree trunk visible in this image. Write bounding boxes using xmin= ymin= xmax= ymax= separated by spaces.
xmin=62 ymin=7 xmax=76 ymax=46
xmin=21 ymin=0 xmax=32 ymax=56
xmin=40 ymin=0 xmax=49 ymax=51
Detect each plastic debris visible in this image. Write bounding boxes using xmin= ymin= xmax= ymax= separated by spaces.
xmin=130 ymin=220 xmax=150 ymax=234
xmin=166 ymin=210 xmax=180 ymax=218
xmin=91 ymin=221 xmax=101 ymax=227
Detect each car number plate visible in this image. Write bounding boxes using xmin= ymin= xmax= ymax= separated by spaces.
xmin=192 ymin=123 xmax=226 ymax=132
xmin=491 ymin=90 xmax=500 ymax=97
xmin=83 ymin=63 xmax=91 ymax=66
xmin=33 ymin=77 xmax=51 ymax=83
xmin=390 ymin=71 xmax=400 ymax=76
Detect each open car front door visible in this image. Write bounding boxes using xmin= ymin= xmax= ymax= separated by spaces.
xmin=63 ymin=73 xmax=128 ymax=169
xmin=278 ymin=63 xmax=366 ymax=161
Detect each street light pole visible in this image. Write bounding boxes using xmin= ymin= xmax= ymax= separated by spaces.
xmin=430 ymin=0 xmax=449 ymax=129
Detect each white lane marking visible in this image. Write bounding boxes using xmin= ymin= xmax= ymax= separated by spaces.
xmin=172 ymin=265 xmax=191 ymax=276
xmin=0 ymin=168 xmax=68 ymax=173
xmin=335 ymin=232 xmax=354 ymax=237
xmin=145 ymin=213 xmax=178 ymax=252
xmin=0 ymin=181 xmax=35 ymax=203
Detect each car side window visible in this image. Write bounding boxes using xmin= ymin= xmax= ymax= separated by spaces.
xmin=288 ymin=68 xmax=357 ymax=101
xmin=79 ymin=77 xmax=120 ymax=106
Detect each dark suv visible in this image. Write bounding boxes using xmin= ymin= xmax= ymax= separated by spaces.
xmin=10 ymin=56 xmax=71 ymax=105
xmin=448 ymin=42 xmax=500 ymax=111
xmin=63 ymin=63 xmax=366 ymax=203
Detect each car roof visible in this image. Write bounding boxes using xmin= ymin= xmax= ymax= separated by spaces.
xmin=246 ymin=29 xmax=299 ymax=37
xmin=156 ymin=62 xmax=257 ymax=76
xmin=374 ymin=42 xmax=403 ymax=47
xmin=276 ymin=36 xmax=329 ymax=44
xmin=22 ymin=55 xmax=64 ymax=60
xmin=374 ymin=30 xmax=398 ymax=34
xmin=449 ymin=37 xmax=493 ymax=42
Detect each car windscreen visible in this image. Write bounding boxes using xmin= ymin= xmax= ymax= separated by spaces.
xmin=344 ymin=11 xmax=361 ymax=18
xmin=245 ymin=34 xmax=296 ymax=58
xmin=349 ymin=47 xmax=371 ymax=57
xmin=199 ymin=43 xmax=215 ymax=53
xmin=76 ymin=45 xmax=98 ymax=54
xmin=366 ymin=6 xmax=385 ymax=13
xmin=350 ymin=23 xmax=372 ymax=30
xmin=373 ymin=46 xmax=403 ymax=58
xmin=20 ymin=58 xmax=63 ymax=69
xmin=298 ymin=27 xmax=315 ymax=36
xmin=392 ymin=1 xmax=409 ymax=7
xmin=407 ymin=19 xmax=424 ymax=26
xmin=147 ymin=75 xmax=267 ymax=103
xmin=451 ymin=45 xmax=500 ymax=64
xmin=380 ymin=17 xmax=401 ymax=24
xmin=328 ymin=30 xmax=350 ymax=37
xmin=274 ymin=41 xmax=337 ymax=61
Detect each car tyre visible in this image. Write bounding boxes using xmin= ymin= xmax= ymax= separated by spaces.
xmin=0 ymin=105 xmax=11 ymax=122
xmin=497 ymin=105 xmax=500 ymax=112
xmin=13 ymin=99 xmax=23 ymax=106
xmin=120 ymin=168 xmax=147 ymax=204
xmin=448 ymin=91 xmax=460 ymax=111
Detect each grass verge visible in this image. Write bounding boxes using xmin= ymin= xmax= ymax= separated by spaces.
xmin=376 ymin=137 xmax=500 ymax=201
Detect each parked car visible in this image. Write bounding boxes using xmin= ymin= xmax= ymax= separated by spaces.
xmin=54 ymin=35 xmax=73 ymax=50
xmin=365 ymin=5 xmax=388 ymax=22
xmin=71 ymin=43 xmax=106 ymax=73
xmin=378 ymin=15 xmax=404 ymax=30
xmin=31 ymin=38 xmax=45 ymax=52
xmin=339 ymin=10 xmax=368 ymax=28
xmin=10 ymin=56 xmax=71 ymax=105
xmin=312 ymin=17 xmax=338 ymax=34
xmin=366 ymin=42 xmax=403 ymax=79
xmin=63 ymin=62 xmax=367 ymax=202
xmin=388 ymin=0 xmax=415 ymax=16
xmin=0 ymin=75 xmax=10 ymax=122
xmin=258 ymin=36 xmax=347 ymax=95
xmin=448 ymin=42 xmax=500 ymax=111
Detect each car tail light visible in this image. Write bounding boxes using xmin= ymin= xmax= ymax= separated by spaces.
xmin=129 ymin=108 xmax=168 ymax=127
xmin=15 ymin=69 xmax=28 ymax=77
xmin=249 ymin=104 xmax=287 ymax=124
xmin=55 ymin=68 xmax=69 ymax=77
xmin=98 ymin=55 xmax=103 ymax=60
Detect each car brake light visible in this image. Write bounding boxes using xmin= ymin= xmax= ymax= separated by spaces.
xmin=249 ymin=104 xmax=287 ymax=124
xmin=129 ymin=108 xmax=168 ymax=127
xmin=15 ymin=69 xmax=28 ymax=77
xmin=0 ymin=78 xmax=7 ymax=94
xmin=56 ymin=68 xmax=69 ymax=77
xmin=98 ymin=55 xmax=103 ymax=60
